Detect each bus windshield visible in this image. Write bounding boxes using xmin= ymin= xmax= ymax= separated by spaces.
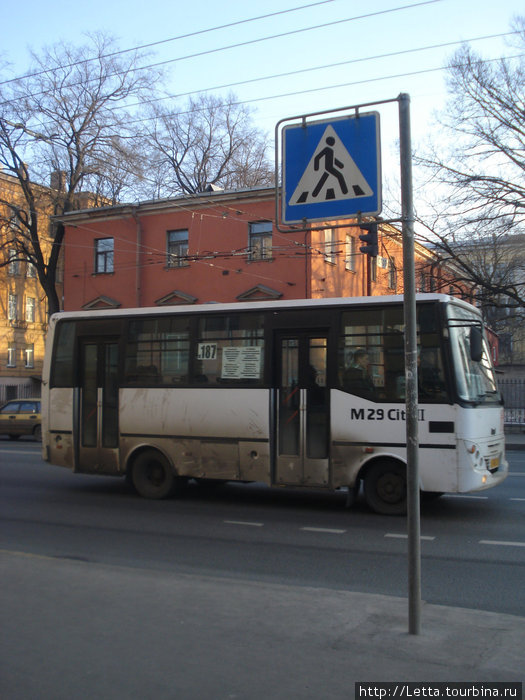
xmin=447 ymin=304 xmax=501 ymax=405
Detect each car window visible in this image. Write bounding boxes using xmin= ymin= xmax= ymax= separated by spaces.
xmin=1 ymin=402 xmax=20 ymax=414
xmin=19 ymin=402 xmax=39 ymax=414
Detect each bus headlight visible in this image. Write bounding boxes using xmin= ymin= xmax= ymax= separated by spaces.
xmin=466 ymin=443 xmax=484 ymax=470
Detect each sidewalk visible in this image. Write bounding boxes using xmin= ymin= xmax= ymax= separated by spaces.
xmin=1 ymin=551 xmax=523 ymax=699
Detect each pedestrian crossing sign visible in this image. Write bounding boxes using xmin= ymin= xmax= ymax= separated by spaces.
xmin=281 ymin=112 xmax=381 ymax=224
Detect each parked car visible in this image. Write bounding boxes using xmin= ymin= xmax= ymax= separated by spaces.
xmin=0 ymin=398 xmax=42 ymax=441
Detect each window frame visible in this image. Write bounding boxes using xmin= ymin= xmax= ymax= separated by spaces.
xmin=24 ymin=343 xmax=34 ymax=368
xmin=7 ymin=346 xmax=16 ymax=368
xmin=324 ymin=228 xmax=336 ymax=265
xmin=94 ymin=238 xmax=114 ymax=274
xmin=345 ymin=234 xmax=356 ymax=272
xmin=166 ymin=229 xmax=190 ymax=268
xmin=8 ymin=250 xmax=20 ymax=276
xmin=8 ymin=293 xmax=18 ymax=321
xmin=26 ymin=296 xmax=36 ymax=323
xmin=248 ymin=221 xmax=272 ymax=262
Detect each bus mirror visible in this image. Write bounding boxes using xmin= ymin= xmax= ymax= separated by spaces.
xmin=470 ymin=326 xmax=483 ymax=362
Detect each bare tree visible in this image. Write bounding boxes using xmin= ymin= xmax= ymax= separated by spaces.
xmin=413 ymin=18 xmax=525 ymax=358
xmin=0 ymin=33 xmax=159 ymax=316
xmin=142 ymin=93 xmax=274 ymax=197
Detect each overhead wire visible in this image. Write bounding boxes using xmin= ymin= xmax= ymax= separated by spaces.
xmin=0 ymin=0 xmax=343 ymax=86
xmin=61 ymin=209 xmax=364 ymax=278
xmin=0 ymin=0 xmax=442 ymax=88
xmin=3 ymin=0 xmax=520 ymax=254
xmin=0 ymin=1 xmax=451 ymax=110
xmin=9 ymin=43 xmax=521 ymax=138
xmin=116 ymin=31 xmax=520 ymax=113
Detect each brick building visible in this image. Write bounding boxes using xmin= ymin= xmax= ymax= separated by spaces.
xmin=60 ymin=186 xmax=444 ymax=311
xmin=0 ymin=171 xmax=58 ymax=402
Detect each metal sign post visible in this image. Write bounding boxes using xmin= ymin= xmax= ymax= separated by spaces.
xmin=399 ymin=93 xmax=421 ymax=635
xmin=276 ymin=95 xmax=422 ymax=635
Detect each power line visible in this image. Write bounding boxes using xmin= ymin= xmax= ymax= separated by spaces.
xmin=0 ymin=0 xmax=342 ymax=86
xmin=0 ymin=0 xmax=444 ymax=98
xmin=117 ymin=51 xmax=524 ymax=129
xmin=17 ymin=44 xmax=521 ymax=142
xmin=10 ymin=48 xmax=515 ymax=206
xmin=109 ymin=1 xmax=446 ymax=74
xmin=1 ymin=22 xmax=516 ymax=118
xmin=121 ymin=31 xmax=519 ymax=113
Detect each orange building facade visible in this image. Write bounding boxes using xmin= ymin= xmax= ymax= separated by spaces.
xmin=0 ymin=171 xmax=59 ymax=402
xmin=61 ymin=186 xmax=445 ymax=311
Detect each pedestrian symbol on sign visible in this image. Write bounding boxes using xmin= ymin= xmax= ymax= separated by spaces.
xmin=312 ymin=136 xmax=348 ymax=197
xmin=289 ymin=125 xmax=373 ymax=206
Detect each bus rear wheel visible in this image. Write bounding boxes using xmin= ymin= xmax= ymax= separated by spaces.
xmin=364 ymin=460 xmax=407 ymax=515
xmin=131 ymin=449 xmax=178 ymax=499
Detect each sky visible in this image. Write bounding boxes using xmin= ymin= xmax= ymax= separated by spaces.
xmin=1 ymin=0 xmax=523 ymax=202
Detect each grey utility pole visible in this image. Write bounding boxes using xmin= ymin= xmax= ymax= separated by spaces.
xmin=399 ymin=93 xmax=421 ymax=635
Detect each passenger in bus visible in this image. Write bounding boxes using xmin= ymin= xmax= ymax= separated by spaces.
xmin=343 ymin=349 xmax=377 ymax=400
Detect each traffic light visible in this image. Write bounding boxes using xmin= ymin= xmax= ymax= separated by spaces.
xmin=358 ymin=222 xmax=378 ymax=257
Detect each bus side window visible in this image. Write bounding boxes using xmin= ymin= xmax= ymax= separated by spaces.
xmin=124 ymin=317 xmax=190 ymax=385
xmin=51 ymin=321 xmax=76 ymax=387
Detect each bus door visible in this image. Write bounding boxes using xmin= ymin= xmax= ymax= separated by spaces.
xmin=77 ymin=338 xmax=120 ymax=474
xmin=275 ymin=332 xmax=330 ymax=486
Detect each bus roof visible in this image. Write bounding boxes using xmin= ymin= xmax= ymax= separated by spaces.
xmin=50 ymin=294 xmax=480 ymax=324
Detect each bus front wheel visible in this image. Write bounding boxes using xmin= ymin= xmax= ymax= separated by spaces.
xmin=364 ymin=460 xmax=407 ymax=515
xmin=131 ymin=449 xmax=178 ymax=499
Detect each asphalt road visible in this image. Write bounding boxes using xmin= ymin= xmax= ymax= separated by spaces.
xmin=1 ymin=438 xmax=524 ymax=616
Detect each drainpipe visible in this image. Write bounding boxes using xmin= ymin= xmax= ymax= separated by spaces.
xmin=305 ymin=224 xmax=310 ymax=298
xmin=132 ymin=208 xmax=142 ymax=307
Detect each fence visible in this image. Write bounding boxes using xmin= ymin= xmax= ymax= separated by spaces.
xmin=0 ymin=381 xmax=41 ymax=405
xmin=497 ymin=378 xmax=525 ymax=427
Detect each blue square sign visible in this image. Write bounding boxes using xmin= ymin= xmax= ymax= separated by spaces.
xmin=281 ymin=112 xmax=381 ymax=225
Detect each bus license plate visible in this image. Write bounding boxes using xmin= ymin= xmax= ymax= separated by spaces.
xmin=489 ymin=457 xmax=499 ymax=472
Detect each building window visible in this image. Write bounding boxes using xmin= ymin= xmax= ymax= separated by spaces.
xmin=371 ymin=258 xmax=378 ymax=282
xmin=25 ymin=344 xmax=34 ymax=368
xmin=345 ymin=235 xmax=356 ymax=271
xmin=26 ymin=261 xmax=37 ymax=278
xmin=7 ymin=346 xmax=16 ymax=367
xmin=94 ymin=238 xmax=114 ymax=274
xmin=26 ymin=297 xmax=35 ymax=323
xmin=8 ymin=293 xmax=18 ymax=321
xmin=167 ymin=230 xmax=189 ymax=268
xmin=389 ymin=261 xmax=397 ymax=290
xmin=324 ymin=228 xmax=336 ymax=264
xmin=8 ymin=250 xmax=20 ymax=276
xmin=248 ymin=221 xmax=272 ymax=261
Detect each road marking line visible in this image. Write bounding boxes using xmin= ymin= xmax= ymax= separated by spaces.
xmin=301 ymin=527 xmax=346 ymax=534
xmin=224 ymin=520 xmax=264 ymax=527
xmin=479 ymin=540 xmax=525 ymax=548
xmin=385 ymin=533 xmax=436 ymax=540
xmin=508 ymin=472 xmax=525 ymax=477
xmin=446 ymin=494 xmax=488 ymax=500
xmin=0 ymin=449 xmax=41 ymax=455
xmin=510 ymin=497 xmax=525 ymax=501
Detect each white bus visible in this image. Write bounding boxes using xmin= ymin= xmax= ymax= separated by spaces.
xmin=41 ymin=294 xmax=507 ymax=514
